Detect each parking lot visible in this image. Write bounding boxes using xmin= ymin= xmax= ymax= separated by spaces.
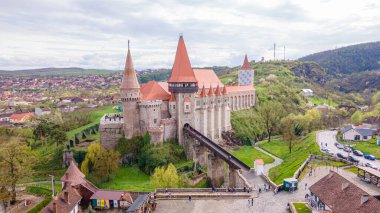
xmin=317 ymin=130 xmax=380 ymax=170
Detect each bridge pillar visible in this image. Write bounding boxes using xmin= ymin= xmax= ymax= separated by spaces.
xmin=194 ymin=142 xmax=208 ymax=168
xmin=183 ymin=133 xmax=194 ymax=160
xmin=228 ymin=167 xmax=238 ymax=188
xmin=207 ymin=152 xmax=224 ymax=187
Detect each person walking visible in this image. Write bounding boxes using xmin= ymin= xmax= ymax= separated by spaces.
xmin=305 ymin=183 xmax=308 ymax=190
xmin=251 ymin=198 xmax=253 ymax=206
xmin=189 ymin=195 xmax=192 ymax=202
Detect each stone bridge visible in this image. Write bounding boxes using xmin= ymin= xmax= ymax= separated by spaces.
xmin=183 ymin=124 xmax=251 ymax=188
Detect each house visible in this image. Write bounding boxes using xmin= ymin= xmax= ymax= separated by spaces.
xmin=9 ymin=112 xmax=34 ymax=123
xmin=0 ymin=113 xmax=12 ymax=122
xmin=309 ymin=171 xmax=380 ymax=213
xmin=35 ymin=107 xmax=51 ymax=116
xmin=342 ymin=125 xmax=373 ymax=141
xmin=301 ymin=89 xmax=314 ymax=97
xmin=90 ymin=190 xmax=133 ymax=210
xmin=42 ymin=185 xmax=82 ymax=213
xmin=254 ymin=159 xmax=264 ymax=175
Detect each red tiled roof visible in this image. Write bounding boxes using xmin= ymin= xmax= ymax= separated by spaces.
xmin=199 ymin=85 xmax=207 ymax=97
xmin=184 ymin=97 xmax=191 ymax=102
xmin=255 ymin=159 xmax=264 ymax=165
xmin=207 ymin=86 xmax=214 ymax=96
xmin=215 ymin=85 xmax=221 ymax=96
xmin=10 ymin=112 xmax=34 ymax=121
xmin=241 ymin=54 xmax=251 ymax=70
xmin=222 ymin=85 xmax=227 ymax=95
xmin=90 ymin=190 xmax=132 ymax=203
xmin=140 ymin=81 xmax=171 ymax=101
xmin=193 ymin=69 xmax=223 ymax=88
xmin=225 ymin=85 xmax=255 ymax=93
xmin=121 ymin=45 xmax=140 ymax=89
xmin=167 ymin=36 xmax=197 ymax=83
xmin=42 ymin=185 xmax=82 ymax=213
xmin=309 ymin=171 xmax=380 ymax=213
xmin=169 ymin=93 xmax=176 ymax=102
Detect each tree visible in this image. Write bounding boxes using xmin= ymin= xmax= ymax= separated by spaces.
xmin=305 ymin=109 xmax=321 ymax=132
xmin=33 ymin=121 xmax=51 ymax=146
xmin=50 ymin=128 xmax=67 ymax=147
xmin=0 ymin=139 xmax=36 ymax=204
xmin=256 ymin=101 xmax=284 ymax=142
xmin=351 ymin=110 xmax=363 ymax=125
xmin=151 ymin=163 xmax=182 ymax=188
xmin=281 ymin=114 xmax=303 ymax=153
xmin=81 ymin=143 xmax=120 ymax=182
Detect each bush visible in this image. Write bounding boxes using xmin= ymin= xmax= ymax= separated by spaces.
xmin=26 ymin=186 xmax=52 ymax=196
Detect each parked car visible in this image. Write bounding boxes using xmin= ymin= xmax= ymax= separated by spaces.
xmin=337 ymin=153 xmax=347 ymax=159
xmin=348 ymin=156 xmax=359 ymax=163
xmin=365 ymin=163 xmax=378 ymax=170
xmin=344 ymin=146 xmax=352 ymax=152
xmin=336 ymin=143 xmax=344 ymax=149
xmin=325 ymin=149 xmax=334 ymax=155
xmin=364 ymin=155 xmax=376 ymax=161
xmin=353 ymin=150 xmax=364 ymax=156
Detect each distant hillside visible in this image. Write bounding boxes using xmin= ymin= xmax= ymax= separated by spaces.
xmin=299 ymin=41 xmax=380 ymax=75
xmin=0 ymin=67 xmax=119 ymax=76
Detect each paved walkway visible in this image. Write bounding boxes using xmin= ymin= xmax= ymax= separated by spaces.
xmin=254 ymin=146 xmax=283 ymax=175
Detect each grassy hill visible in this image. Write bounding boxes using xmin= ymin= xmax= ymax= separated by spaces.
xmin=299 ymin=41 xmax=380 ymax=75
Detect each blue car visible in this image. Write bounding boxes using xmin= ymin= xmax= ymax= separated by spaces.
xmin=364 ymin=155 xmax=376 ymax=160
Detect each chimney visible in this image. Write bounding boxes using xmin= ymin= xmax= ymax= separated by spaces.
xmin=64 ymin=191 xmax=69 ymax=203
xmin=361 ymin=195 xmax=369 ymax=204
xmin=53 ymin=201 xmax=58 ymax=213
xmin=342 ymin=182 xmax=349 ymax=191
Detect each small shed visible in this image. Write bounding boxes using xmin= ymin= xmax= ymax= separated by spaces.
xmin=127 ymin=193 xmax=150 ymax=213
xmin=254 ymin=159 xmax=264 ymax=175
xmin=283 ymin=178 xmax=298 ymax=191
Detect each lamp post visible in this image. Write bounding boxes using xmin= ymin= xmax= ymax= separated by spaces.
xmin=49 ymin=175 xmax=55 ymax=197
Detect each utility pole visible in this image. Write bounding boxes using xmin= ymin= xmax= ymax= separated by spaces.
xmin=49 ymin=175 xmax=55 ymax=197
xmin=274 ymin=43 xmax=276 ymax=60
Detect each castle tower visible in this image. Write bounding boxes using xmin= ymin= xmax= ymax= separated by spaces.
xmin=238 ymin=54 xmax=254 ymax=86
xmin=199 ymin=85 xmax=208 ymax=135
xmin=207 ymin=86 xmax=215 ymax=140
xmin=120 ymin=41 xmax=141 ymax=138
xmin=221 ymin=86 xmax=231 ymax=131
xmin=167 ymin=35 xmax=198 ymax=145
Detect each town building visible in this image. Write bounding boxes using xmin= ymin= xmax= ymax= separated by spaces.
xmin=342 ymin=125 xmax=373 ymax=141
xmin=301 ymin=89 xmax=314 ymax=97
xmin=9 ymin=112 xmax=34 ymax=123
xmin=101 ymin=36 xmax=256 ymax=146
xmin=309 ymin=171 xmax=380 ymax=212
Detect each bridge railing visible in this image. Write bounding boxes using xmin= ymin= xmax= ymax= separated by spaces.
xmin=155 ymin=188 xmax=252 ymax=193
xmin=183 ymin=124 xmax=250 ymax=171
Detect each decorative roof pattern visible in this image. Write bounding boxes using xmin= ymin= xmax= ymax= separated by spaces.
xmin=167 ymin=36 xmax=197 ymax=83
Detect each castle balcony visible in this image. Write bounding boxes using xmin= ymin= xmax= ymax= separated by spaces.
xmin=100 ymin=113 xmax=124 ymax=125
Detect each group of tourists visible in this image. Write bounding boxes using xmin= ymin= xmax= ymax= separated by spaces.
xmin=104 ymin=113 xmax=123 ymax=121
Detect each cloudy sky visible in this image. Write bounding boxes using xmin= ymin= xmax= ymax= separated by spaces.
xmin=1 ymin=0 xmax=379 ymax=70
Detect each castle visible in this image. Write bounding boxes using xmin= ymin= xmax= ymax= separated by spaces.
xmin=100 ymin=36 xmax=255 ymax=147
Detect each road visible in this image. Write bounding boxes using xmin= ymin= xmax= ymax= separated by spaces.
xmin=317 ymin=130 xmax=380 ymax=169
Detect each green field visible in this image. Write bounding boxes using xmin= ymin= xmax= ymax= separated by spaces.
xmin=307 ymin=96 xmax=338 ymax=107
xmin=293 ymin=203 xmax=312 ymax=213
xmin=263 ymin=132 xmax=323 ymax=184
xmin=66 ymin=106 xmax=118 ymax=138
xmin=258 ymin=139 xmax=289 ymax=159
xmin=346 ymin=141 xmax=380 ymax=159
xmin=99 ymin=165 xmax=152 ymax=192
xmin=231 ymin=146 xmax=275 ymax=168
xmin=344 ymin=167 xmax=358 ymax=174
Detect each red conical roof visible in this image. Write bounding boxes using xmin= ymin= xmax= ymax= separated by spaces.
xmin=199 ymin=85 xmax=207 ymax=97
xmin=169 ymin=93 xmax=176 ymax=102
xmin=121 ymin=42 xmax=140 ymax=89
xmin=215 ymin=84 xmax=221 ymax=96
xmin=241 ymin=54 xmax=251 ymax=70
xmin=222 ymin=86 xmax=227 ymax=95
xmin=207 ymin=86 xmax=214 ymax=96
xmin=167 ymin=36 xmax=197 ymax=83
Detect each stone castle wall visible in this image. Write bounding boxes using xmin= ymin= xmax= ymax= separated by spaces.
xmin=99 ymin=114 xmax=124 ymax=149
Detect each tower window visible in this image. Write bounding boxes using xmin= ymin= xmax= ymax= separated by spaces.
xmin=154 ymin=118 xmax=157 ymax=124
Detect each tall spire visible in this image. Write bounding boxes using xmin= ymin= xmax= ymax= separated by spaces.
xmin=222 ymin=86 xmax=227 ymax=95
xmin=167 ymin=35 xmax=197 ymax=83
xmin=241 ymin=54 xmax=251 ymax=70
xmin=215 ymin=84 xmax=221 ymax=96
xmin=199 ymin=85 xmax=207 ymax=97
xmin=121 ymin=40 xmax=140 ymax=89
xmin=207 ymin=86 xmax=214 ymax=96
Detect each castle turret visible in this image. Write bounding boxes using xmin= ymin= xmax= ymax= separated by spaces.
xmin=207 ymin=86 xmax=215 ymax=140
xmin=238 ymin=54 xmax=254 ymax=86
xmin=167 ymin=35 xmax=198 ymax=145
xmin=120 ymin=41 xmax=141 ymax=138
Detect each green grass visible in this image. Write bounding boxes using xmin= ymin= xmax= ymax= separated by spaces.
xmin=99 ymin=165 xmax=152 ymax=192
xmin=66 ymin=106 xmax=117 ymax=138
xmin=307 ymin=96 xmax=338 ymax=107
xmin=231 ymin=146 xmax=275 ymax=168
xmin=259 ymin=139 xmax=289 ymax=159
xmin=293 ymin=203 xmax=312 ymax=213
xmin=193 ymin=179 xmax=208 ymax=188
xmin=267 ymin=132 xmax=322 ymax=184
xmin=344 ymin=167 xmax=358 ymax=174
xmin=344 ymin=141 xmax=380 ymax=159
